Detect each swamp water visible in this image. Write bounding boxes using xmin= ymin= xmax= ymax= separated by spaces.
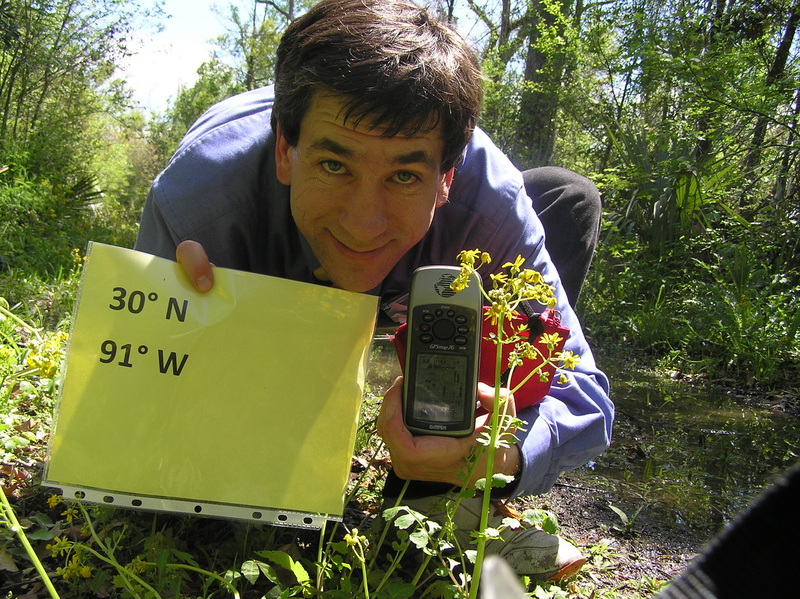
xmin=364 ymin=337 xmax=800 ymax=533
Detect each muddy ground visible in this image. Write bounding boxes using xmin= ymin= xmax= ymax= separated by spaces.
xmin=534 ymin=475 xmax=705 ymax=595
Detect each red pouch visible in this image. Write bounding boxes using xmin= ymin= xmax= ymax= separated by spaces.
xmin=391 ymin=308 xmax=569 ymax=412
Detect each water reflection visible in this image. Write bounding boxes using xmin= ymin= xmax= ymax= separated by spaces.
xmin=571 ymin=356 xmax=798 ymax=530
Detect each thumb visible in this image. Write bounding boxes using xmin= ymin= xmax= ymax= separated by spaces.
xmin=176 ymin=240 xmax=214 ymax=293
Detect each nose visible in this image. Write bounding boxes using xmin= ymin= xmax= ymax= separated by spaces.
xmin=338 ymin=181 xmax=389 ymax=244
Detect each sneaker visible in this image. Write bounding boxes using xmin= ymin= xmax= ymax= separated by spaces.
xmin=383 ymin=494 xmax=586 ymax=581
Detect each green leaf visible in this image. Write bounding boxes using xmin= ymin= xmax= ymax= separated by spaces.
xmin=492 ymin=473 xmax=515 ymax=488
xmin=170 ymin=548 xmax=200 ymax=567
xmin=424 ymin=519 xmax=441 ymax=534
xmin=26 ymin=528 xmax=54 ymax=541
xmin=521 ymin=509 xmax=560 ymax=534
xmin=241 ymin=559 xmax=260 ymax=584
xmin=408 ymin=528 xmax=430 ymax=549
xmin=256 ymin=550 xmax=310 ymax=585
xmin=608 ymin=504 xmax=629 ymax=525
xmin=257 ymin=560 xmax=281 ymax=585
xmin=156 ymin=548 xmax=169 ymax=574
xmin=385 ymin=581 xmax=417 ymax=598
xmin=29 ymin=513 xmax=54 ymax=528
xmin=393 ymin=513 xmax=418 ymax=530
xmin=382 ymin=506 xmax=403 ymax=520
xmin=224 ymin=569 xmax=241 ymax=584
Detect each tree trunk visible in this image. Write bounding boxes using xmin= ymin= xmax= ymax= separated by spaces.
xmin=691 ymin=0 xmax=728 ymax=163
xmin=746 ymin=3 xmax=800 ymax=169
xmin=774 ymin=81 xmax=800 ymax=204
xmin=517 ymin=0 xmax=569 ymax=167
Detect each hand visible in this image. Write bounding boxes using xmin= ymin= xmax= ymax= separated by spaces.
xmin=377 ymin=378 xmax=521 ymax=488
xmin=176 ymin=240 xmax=214 ymax=292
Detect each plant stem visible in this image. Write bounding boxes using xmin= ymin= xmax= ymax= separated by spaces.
xmin=0 ymin=303 xmax=43 ymax=342
xmin=367 ymin=477 xmax=410 ymax=572
xmin=357 ymin=544 xmax=370 ymax=599
xmin=141 ymin=560 xmax=242 ymax=598
xmin=410 ymin=552 xmax=435 ymax=587
xmin=0 ymin=486 xmax=62 ymax=599
xmin=469 ymin=314 xmax=507 ymax=599
xmin=79 ymin=544 xmax=156 ymax=598
xmin=76 ymin=504 xmax=164 ymax=598
xmin=317 ymin=519 xmax=328 ymax=592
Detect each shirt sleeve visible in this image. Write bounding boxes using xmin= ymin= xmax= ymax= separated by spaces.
xmin=512 ymin=349 xmax=612 ymax=497
xmin=484 ymin=201 xmax=612 ymax=496
xmin=133 ymin=87 xmax=314 ymax=280
xmin=134 ymin=186 xmax=182 ymax=260
xmin=492 ymin=188 xmax=612 ymax=498
xmin=500 ymin=202 xmax=613 ymax=498
xmin=418 ymin=129 xmax=614 ymax=497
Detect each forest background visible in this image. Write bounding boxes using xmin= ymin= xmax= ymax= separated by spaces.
xmin=2 ymin=0 xmax=799 ymax=389
xmin=0 ymin=0 xmax=799 ymax=596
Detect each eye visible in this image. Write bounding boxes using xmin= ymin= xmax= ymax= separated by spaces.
xmin=322 ymin=160 xmax=346 ymax=175
xmin=392 ymin=171 xmax=418 ymax=185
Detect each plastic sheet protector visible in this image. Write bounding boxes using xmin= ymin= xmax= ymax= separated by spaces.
xmin=44 ymin=242 xmax=378 ymax=528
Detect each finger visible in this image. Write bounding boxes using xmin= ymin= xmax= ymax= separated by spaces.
xmin=176 ymin=240 xmax=214 ymax=292
xmin=476 ymin=383 xmax=515 ymax=417
xmin=376 ymin=377 xmax=406 ymax=442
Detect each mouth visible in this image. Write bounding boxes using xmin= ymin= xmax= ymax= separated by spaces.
xmin=329 ymin=232 xmax=390 ymax=261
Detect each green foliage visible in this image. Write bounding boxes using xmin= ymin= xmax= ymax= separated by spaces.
xmin=474 ymin=0 xmax=584 ymax=167
xmin=581 ymin=213 xmax=799 ymax=388
xmin=0 ymin=168 xmax=137 ymax=294
xmin=88 ymin=110 xmax=162 ymax=215
xmin=681 ymin=240 xmax=800 ymax=386
xmin=480 ymin=49 xmax=525 ymax=156
xmin=0 ymin=307 xmax=66 ymax=414
xmin=0 ymin=0 xmax=161 ymax=179
xmin=148 ymin=61 xmax=246 ymax=167
xmin=146 ymin=1 xmax=310 ymax=167
xmin=210 ymin=0 xmax=294 ymax=91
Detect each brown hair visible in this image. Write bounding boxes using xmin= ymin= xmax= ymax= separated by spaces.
xmin=272 ymin=0 xmax=483 ymax=171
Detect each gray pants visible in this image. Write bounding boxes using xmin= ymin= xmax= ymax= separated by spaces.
xmin=523 ymin=166 xmax=602 ymax=307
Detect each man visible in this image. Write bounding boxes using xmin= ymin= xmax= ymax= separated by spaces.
xmin=134 ymin=0 xmax=613 ymax=582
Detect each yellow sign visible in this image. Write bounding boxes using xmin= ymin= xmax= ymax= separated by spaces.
xmin=45 ymin=242 xmax=378 ymax=525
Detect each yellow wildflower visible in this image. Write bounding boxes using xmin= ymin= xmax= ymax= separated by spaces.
xmin=557 ymin=351 xmax=581 ymax=370
xmin=57 ymin=554 xmax=93 ymax=580
xmin=46 ymin=536 xmax=73 ymax=557
xmin=61 ymin=505 xmax=79 ymax=523
xmin=538 ymin=332 xmax=564 ymax=351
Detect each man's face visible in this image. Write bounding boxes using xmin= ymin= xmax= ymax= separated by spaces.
xmin=275 ymin=93 xmax=453 ymax=292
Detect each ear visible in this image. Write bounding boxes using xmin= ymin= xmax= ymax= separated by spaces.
xmin=435 ymin=168 xmax=455 ymax=208
xmin=274 ymin=125 xmax=293 ymax=186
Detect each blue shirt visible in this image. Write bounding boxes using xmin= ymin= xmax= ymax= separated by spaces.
xmin=135 ymin=86 xmax=613 ymax=496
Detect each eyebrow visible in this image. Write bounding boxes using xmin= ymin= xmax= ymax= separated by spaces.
xmin=308 ymin=137 xmax=438 ymax=169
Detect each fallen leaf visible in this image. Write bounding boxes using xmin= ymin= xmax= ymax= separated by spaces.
xmin=0 ymin=549 xmax=19 ymax=572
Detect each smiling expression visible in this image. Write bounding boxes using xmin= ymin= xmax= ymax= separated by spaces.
xmin=275 ymin=93 xmax=453 ymax=292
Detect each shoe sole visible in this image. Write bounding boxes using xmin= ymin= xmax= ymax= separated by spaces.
xmin=545 ymin=556 xmax=587 ymax=582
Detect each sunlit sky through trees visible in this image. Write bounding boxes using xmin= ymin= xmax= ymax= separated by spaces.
xmin=120 ymin=0 xmax=219 ymax=112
